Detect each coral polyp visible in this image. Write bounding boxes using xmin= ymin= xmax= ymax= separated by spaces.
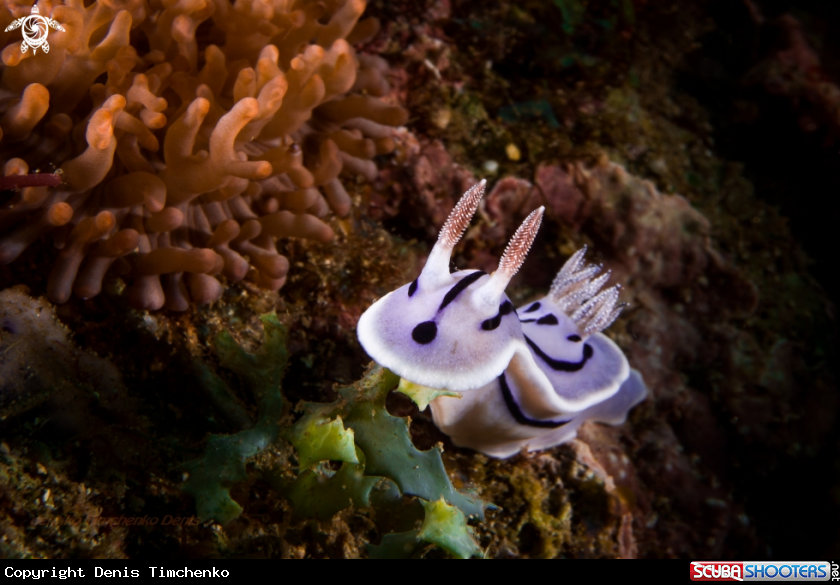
xmin=0 ymin=0 xmax=406 ymax=310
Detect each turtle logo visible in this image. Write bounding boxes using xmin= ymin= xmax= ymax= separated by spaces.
xmin=4 ymin=5 xmax=65 ymax=55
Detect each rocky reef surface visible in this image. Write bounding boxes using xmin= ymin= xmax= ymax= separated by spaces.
xmin=0 ymin=0 xmax=837 ymax=558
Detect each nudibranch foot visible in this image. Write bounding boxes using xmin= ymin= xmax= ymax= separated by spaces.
xmin=429 ymin=369 xmax=647 ymax=459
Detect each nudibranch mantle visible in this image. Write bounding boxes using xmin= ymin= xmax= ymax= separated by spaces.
xmin=517 ymin=296 xmax=629 ymax=412
xmin=356 ymin=269 xmax=522 ymax=391
xmin=357 ymin=181 xmax=647 ymax=458
xmin=358 ymin=181 xmax=537 ymax=392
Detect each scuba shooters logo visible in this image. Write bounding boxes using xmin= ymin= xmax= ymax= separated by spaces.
xmin=691 ymin=561 xmax=833 ymax=582
xmin=4 ymin=4 xmax=65 ymax=55
xmin=692 ymin=563 xmax=745 ymax=581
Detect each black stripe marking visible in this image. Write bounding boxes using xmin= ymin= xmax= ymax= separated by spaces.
xmin=524 ymin=302 xmax=541 ymax=313
xmin=412 ymin=321 xmax=437 ymax=344
xmin=524 ymin=335 xmax=593 ymax=371
xmin=520 ymin=318 xmax=536 ymax=323
xmin=481 ymin=301 xmax=515 ymax=331
xmin=438 ymin=270 xmax=486 ymax=311
xmin=536 ymin=314 xmax=558 ymax=325
xmin=499 ymin=374 xmax=570 ymax=428
xmin=408 ymin=278 xmax=418 ymax=297
xmin=567 ymin=334 xmax=582 ymax=342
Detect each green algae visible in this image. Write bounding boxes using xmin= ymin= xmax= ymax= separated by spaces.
xmin=287 ymin=410 xmax=358 ymax=470
xmin=284 ymin=457 xmax=379 ymax=521
xmin=417 ymin=497 xmax=483 ymax=558
xmin=335 ymin=366 xmax=486 ymax=520
xmin=396 ymin=378 xmax=459 ymax=412
xmin=182 ymin=315 xmax=485 ymax=557
xmin=369 ymin=497 xmax=483 ymax=559
xmin=182 ymin=314 xmax=288 ymax=525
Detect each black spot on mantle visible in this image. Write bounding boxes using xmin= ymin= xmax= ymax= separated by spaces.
xmin=412 ymin=321 xmax=437 ymax=344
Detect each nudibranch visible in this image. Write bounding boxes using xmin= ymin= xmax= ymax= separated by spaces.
xmin=357 ymin=182 xmax=647 ymax=458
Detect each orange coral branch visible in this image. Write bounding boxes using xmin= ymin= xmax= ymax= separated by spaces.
xmin=1 ymin=0 xmax=407 ymax=310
